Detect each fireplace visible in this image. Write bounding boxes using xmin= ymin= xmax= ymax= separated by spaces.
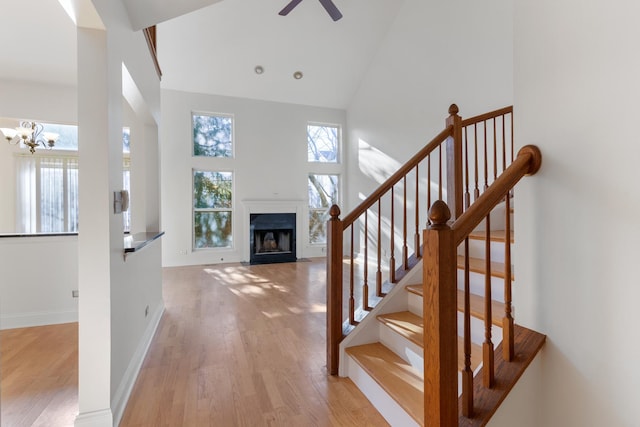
xmin=250 ymin=213 xmax=297 ymax=264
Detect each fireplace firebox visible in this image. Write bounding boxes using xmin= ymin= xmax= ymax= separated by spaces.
xmin=250 ymin=213 xmax=296 ymax=264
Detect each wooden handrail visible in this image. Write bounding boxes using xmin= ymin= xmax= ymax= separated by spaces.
xmin=460 ymin=106 xmax=513 ymax=127
xmin=341 ymin=127 xmax=452 ymax=227
xmin=143 ymin=26 xmax=162 ymax=80
xmin=452 ymin=145 xmax=541 ymax=244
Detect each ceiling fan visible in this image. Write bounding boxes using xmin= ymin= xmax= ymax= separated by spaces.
xmin=279 ymin=0 xmax=343 ymax=21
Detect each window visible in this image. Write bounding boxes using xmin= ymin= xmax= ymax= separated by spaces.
xmin=14 ymin=124 xmax=132 ymax=233
xmin=16 ymin=156 xmax=79 ymax=233
xmin=123 ymin=128 xmax=131 ymax=232
xmin=308 ymin=174 xmax=339 ymax=244
xmin=308 ymin=124 xmax=339 ymax=163
xmin=193 ymin=113 xmax=233 ymax=157
xmin=193 ymin=170 xmax=233 ymax=249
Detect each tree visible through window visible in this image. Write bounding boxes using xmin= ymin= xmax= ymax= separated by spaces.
xmin=193 ymin=170 xmax=233 ymax=248
xmin=193 ymin=113 xmax=233 ymax=157
xmin=308 ymin=174 xmax=339 ymax=244
xmin=308 ymin=124 xmax=339 ymax=163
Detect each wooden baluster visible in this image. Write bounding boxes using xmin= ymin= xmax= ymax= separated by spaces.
xmin=464 ymin=127 xmax=470 ymax=211
xmin=390 ymin=186 xmax=396 ymax=283
xmin=483 ymin=122 xmax=489 ymax=191
xmin=474 ymin=123 xmax=480 ymax=201
xmin=326 ymin=205 xmax=343 ymax=375
xmin=423 ymin=201 xmax=457 ymax=426
xmin=376 ymin=200 xmax=383 ymax=297
xmin=414 ymin=165 xmax=421 ymax=257
xmin=363 ymin=210 xmax=370 ymax=311
xmin=427 ymin=155 xmax=432 ymax=224
xmin=402 ymin=176 xmax=409 ymax=269
xmin=510 ymin=112 xmax=514 ymax=164
xmin=461 ymin=236 xmax=473 ymax=417
xmin=493 ymin=118 xmax=498 ymax=182
xmin=509 ymin=112 xmax=515 ymax=198
xmin=483 ymin=214 xmax=495 ymax=388
xmin=502 ymin=114 xmax=507 ymax=172
xmin=439 ymin=145 xmax=443 ymax=201
xmin=446 ymin=104 xmax=463 ymax=219
xmin=503 ymin=195 xmax=514 ymax=361
xmin=349 ymin=225 xmax=356 ymax=326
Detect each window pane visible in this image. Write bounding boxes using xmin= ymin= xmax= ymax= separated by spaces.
xmin=193 ymin=171 xmax=232 ymax=209
xmin=308 ymin=124 xmax=338 ymax=162
xmin=308 ymin=174 xmax=338 ymax=209
xmin=193 ymin=114 xmax=233 ymax=157
xmin=309 ymin=209 xmax=330 ymax=244
xmin=123 ymin=127 xmax=130 ymax=153
xmin=42 ymin=123 xmax=78 ymax=151
xmin=67 ymin=160 xmax=79 ymax=232
xmin=194 ymin=211 xmax=232 ymax=248
xmin=40 ymin=158 xmax=64 ymax=232
xmin=123 ymin=169 xmax=131 ymax=232
xmin=308 ymin=174 xmax=339 ymax=245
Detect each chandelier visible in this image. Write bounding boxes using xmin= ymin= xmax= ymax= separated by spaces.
xmin=1 ymin=121 xmax=59 ymax=154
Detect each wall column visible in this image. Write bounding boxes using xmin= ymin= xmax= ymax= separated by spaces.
xmin=75 ymin=25 xmax=121 ymax=426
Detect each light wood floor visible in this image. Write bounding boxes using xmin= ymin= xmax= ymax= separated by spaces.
xmin=2 ymin=259 xmax=389 ymax=426
xmin=1 ymin=322 xmax=78 ymax=427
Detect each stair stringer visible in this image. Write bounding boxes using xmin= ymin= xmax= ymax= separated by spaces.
xmin=337 ymin=259 xmax=424 ymax=377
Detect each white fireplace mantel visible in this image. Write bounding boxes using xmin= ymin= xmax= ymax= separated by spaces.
xmin=242 ymin=199 xmax=305 ymax=262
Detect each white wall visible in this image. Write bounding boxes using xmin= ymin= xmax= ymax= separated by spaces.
xmin=513 ymin=1 xmax=640 ymax=426
xmin=346 ymin=0 xmax=514 ymax=214
xmin=0 ymin=235 xmax=79 ymax=329
xmin=161 ymin=89 xmax=346 ymax=266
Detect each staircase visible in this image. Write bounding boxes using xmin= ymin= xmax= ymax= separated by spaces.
xmin=326 ymin=105 xmax=546 ymax=426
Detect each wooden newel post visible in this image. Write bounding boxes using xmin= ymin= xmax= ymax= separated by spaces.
xmin=326 ymin=204 xmax=343 ymax=376
xmin=446 ymin=104 xmax=463 ymax=220
xmin=423 ymin=200 xmax=458 ymax=426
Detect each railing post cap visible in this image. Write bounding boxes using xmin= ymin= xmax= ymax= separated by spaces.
xmin=448 ymin=104 xmax=459 ymax=116
xmin=329 ymin=204 xmax=341 ymax=219
xmin=428 ymin=200 xmax=451 ymax=229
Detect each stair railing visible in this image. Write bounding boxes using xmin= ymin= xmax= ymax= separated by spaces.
xmin=422 ymin=145 xmax=541 ymax=426
xmin=327 ymin=104 xmax=515 ymax=375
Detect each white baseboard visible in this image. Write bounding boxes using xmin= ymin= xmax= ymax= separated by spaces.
xmin=1 ymin=309 xmax=78 ymax=330
xmin=74 ymin=409 xmax=113 ymax=427
xmin=111 ymin=302 xmax=165 ymax=426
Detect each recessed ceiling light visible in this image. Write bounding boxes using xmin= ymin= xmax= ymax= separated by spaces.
xmin=254 ymin=65 xmax=264 ymax=75
xmin=293 ymin=71 xmax=303 ymax=80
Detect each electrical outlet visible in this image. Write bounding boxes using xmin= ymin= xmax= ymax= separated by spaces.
xmin=72 ymin=290 xmax=79 ymax=298
xmin=179 ymin=249 xmax=187 ymax=255
xmin=145 ymin=305 xmax=149 ymax=317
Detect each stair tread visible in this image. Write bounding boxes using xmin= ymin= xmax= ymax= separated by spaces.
xmin=468 ymin=229 xmax=514 ymax=243
xmin=377 ymin=311 xmax=483 ymax=370
xmin=405 ymin=286 xmax=504 ymax=326
xmin=346 ymin=342 xmax=424 ymax=425
xmin=457 ymin=255 xmax=514 ymax=280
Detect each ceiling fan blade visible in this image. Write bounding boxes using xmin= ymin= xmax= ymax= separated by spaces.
xmin=318 ymin=0 xmax=343 ymax=21
xmin=279 ymin=0 xmax=304 ymax=16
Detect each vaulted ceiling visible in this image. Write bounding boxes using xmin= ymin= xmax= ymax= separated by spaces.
xmin=1 ymin=0 xmax=404 ymax=109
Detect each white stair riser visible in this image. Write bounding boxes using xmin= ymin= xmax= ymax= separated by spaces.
xmin=460 ymin=238 xmax=511 ymax=263
xmin=457 ymin=269 xmax=508 ymax=303
xmin=346 ymin=356 xmax=420 ymax=427
xmin=379 ymin=323 xmax=424 ymax=373
xmin=406 ymin=292 xmax=504 ymax=345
